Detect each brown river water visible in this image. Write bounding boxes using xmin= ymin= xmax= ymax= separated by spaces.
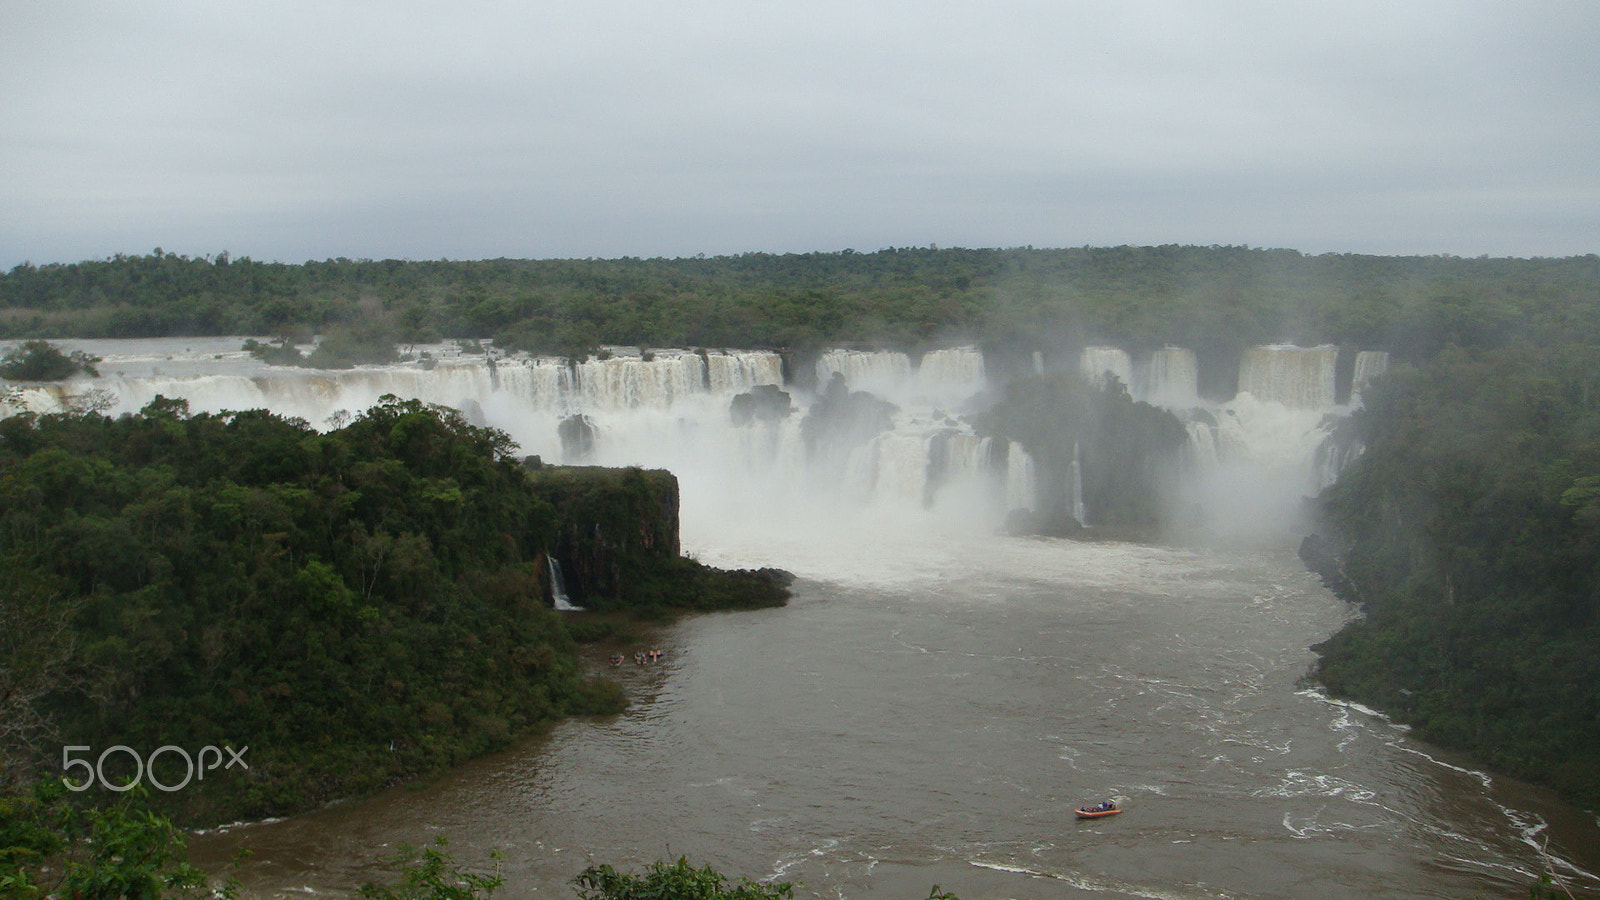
xmin=190 ymin=528 xmax=1600 ymax=900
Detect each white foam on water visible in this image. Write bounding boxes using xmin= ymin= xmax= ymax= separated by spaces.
xmin=968 ymin=859 xmax=1239 ymax=900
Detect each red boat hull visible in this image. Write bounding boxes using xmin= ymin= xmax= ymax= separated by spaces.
xmin=1075 ymin=807 xmax=1122 ymax=819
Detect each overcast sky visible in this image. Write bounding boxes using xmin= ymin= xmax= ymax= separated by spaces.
xmin=3 ymin=1 xmax=1596 ymax=268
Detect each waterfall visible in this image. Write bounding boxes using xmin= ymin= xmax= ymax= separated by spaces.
xmin=862 ymin=431 xmax=933 ymax=507
xmin=1079 ymin=345 xmax=1198 ymax=407
xmin=92 ymin=358 xmax=574 ymax=429
xmin=1069 ymin=441 xmax=1087 ymax=526
xmin=548 ymin=556 xmax=581 ymax=611
xmin=1 ymin=383 xmax=70 ymax=416
xmin=706 ymin=351 xmax=784 ymax=394
xmin=10 ymin=338 xmax=1388 ymax=545
xmin=1135 ymin=347 xmax=1200 ymax=409
xmin=937 ymin=432 xmax=991 ymax=482
xmin=1185 ymin=419 xmax=1219 ymax=468
xmin=1350 ymin=350 xmax=1390 ymax=406
xmin=575 ymin=352 xmax=706 ymax=410
xmin=499 ymin=360 xmax=573 ymax=411
xmin=916 ymin=346 xmax=985 ymax=392
xmin=1237 ymin=345 xmax=1338 ymax=410
xmin=1079 ymin=346 xmax=1133 ymax=390
xmin=816 ymin=349 xmax=912 ymax=396
xmin=1006 ymin=441 xmax=1036 ymax=513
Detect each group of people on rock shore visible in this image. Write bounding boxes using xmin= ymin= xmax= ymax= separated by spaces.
xmin=609 ymin=648 xmax=665 ymax=667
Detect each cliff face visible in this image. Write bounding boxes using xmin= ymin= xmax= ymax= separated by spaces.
xmin=526 ymin=465 xmax=682 ymax=607
xmin=525 ymin=463 xmax=791 ymax=613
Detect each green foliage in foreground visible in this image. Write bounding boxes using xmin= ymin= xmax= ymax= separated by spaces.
xmin=0 ymin=782 xmax=225 ymax=900
xmin=573 ymin=859 xmax=795 ymax=900
xmin=0 ymin=397 xmax=781 ymax=823
xmin=358 ymin=839 xmax=503 ymax=900
xmin=1309 ymin=342 xmax=1600 ymax=808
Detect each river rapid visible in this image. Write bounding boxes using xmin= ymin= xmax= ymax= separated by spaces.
xmin=189 ymin=519 xmax=1600 ymax=900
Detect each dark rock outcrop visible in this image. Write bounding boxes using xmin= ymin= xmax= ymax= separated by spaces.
xmin=800 ymin=372 xmax=896 ymax=461
xmin=524 ymin=465 xmax=792 ymax=613
xmin=1298 ymin=532 xmax=1362 ymax=605
xmin=730 ymin=383 xmax=793 ymax=426
xmin=558 ymin=414 xmax=596 ymax=461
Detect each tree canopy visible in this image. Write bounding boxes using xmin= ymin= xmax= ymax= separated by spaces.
xmin=0 ymin=340 xmax=99 ymax=381
xmin=1308 ymin=341 xmax=1600 ymax=807
xmin=4 ymin=248 xmax=1595 ymax=364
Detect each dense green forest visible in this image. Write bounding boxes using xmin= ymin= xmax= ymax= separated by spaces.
xmin=0 ymin=396 xmax=785 ymax=825
xmin=1305 ymin=342 xmax=1600 ymax=807
xmin=3 ymin=248 xmax=1597 ymax=367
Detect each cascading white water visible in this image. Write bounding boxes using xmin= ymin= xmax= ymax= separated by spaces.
xmin=815 ymin=349 xmax=912 ymax=397
xmin=857 ymin=431 xmax=932 ymax=506
xmin=1175 ymin=344 xmax=1370 ymax=539
xmin=1351 ymin=350 xmax=1390 ymax=406
xmin=706 ymin=351 xmax=784 ymax=394
xmin=1134 ymin=346 xmax=1200 ymax=409
xmin=1079 ymin=346 xmax=1133 ymax=390
xmin=548 ymin=556 xmax=581 ymax=611
xmin=1237 ymin=345 xmax=1338 ymax=409
xmin=1184 ymin=419 xmax=1218 ymax=467
xmin=1070 ymin=341 xmax=1360 ymax=535
xmin=0 ymin=384 xmax=69 ymax=416
xmin=938 ymin=432 xmax=992 ymax=482
xmin=1069 ymin=441 xmax=1087 ymax=525
xmin=4 ymin=339 xmax=1384 ymax=543
xmin=574 ymin=352 xmax=706 ymax=410
xmin=1005 ymin=441 xmax=1036 ymax=513
xmin=1079 ymin=345 xmax=1198 ymax=408
xmin=62 ymin=342 xmax=999 ymax=535
xmin=797 ymin=348 xmax=1009 ymax=520
xmin=916 ymin=346 xmax=985 ymax=396
xmin=93 ymin=358 xmax=574 ymax=430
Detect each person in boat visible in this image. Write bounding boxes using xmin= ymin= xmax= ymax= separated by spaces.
xmin=1099 ymin=800 xmax=1116 ymax=811
xmin=608 ymin=655 xmax=622 ymax=667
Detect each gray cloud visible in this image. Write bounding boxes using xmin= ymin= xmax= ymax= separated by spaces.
xmin=3 ymin=0 xmax=1595 ymax=268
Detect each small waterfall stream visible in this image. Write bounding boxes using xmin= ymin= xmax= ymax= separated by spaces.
xmin=548 ymin=556 xmax=581 ymax=611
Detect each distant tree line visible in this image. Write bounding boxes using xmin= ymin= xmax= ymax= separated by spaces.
xmin=3 ymin=248 xmax=1596 ymax=366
